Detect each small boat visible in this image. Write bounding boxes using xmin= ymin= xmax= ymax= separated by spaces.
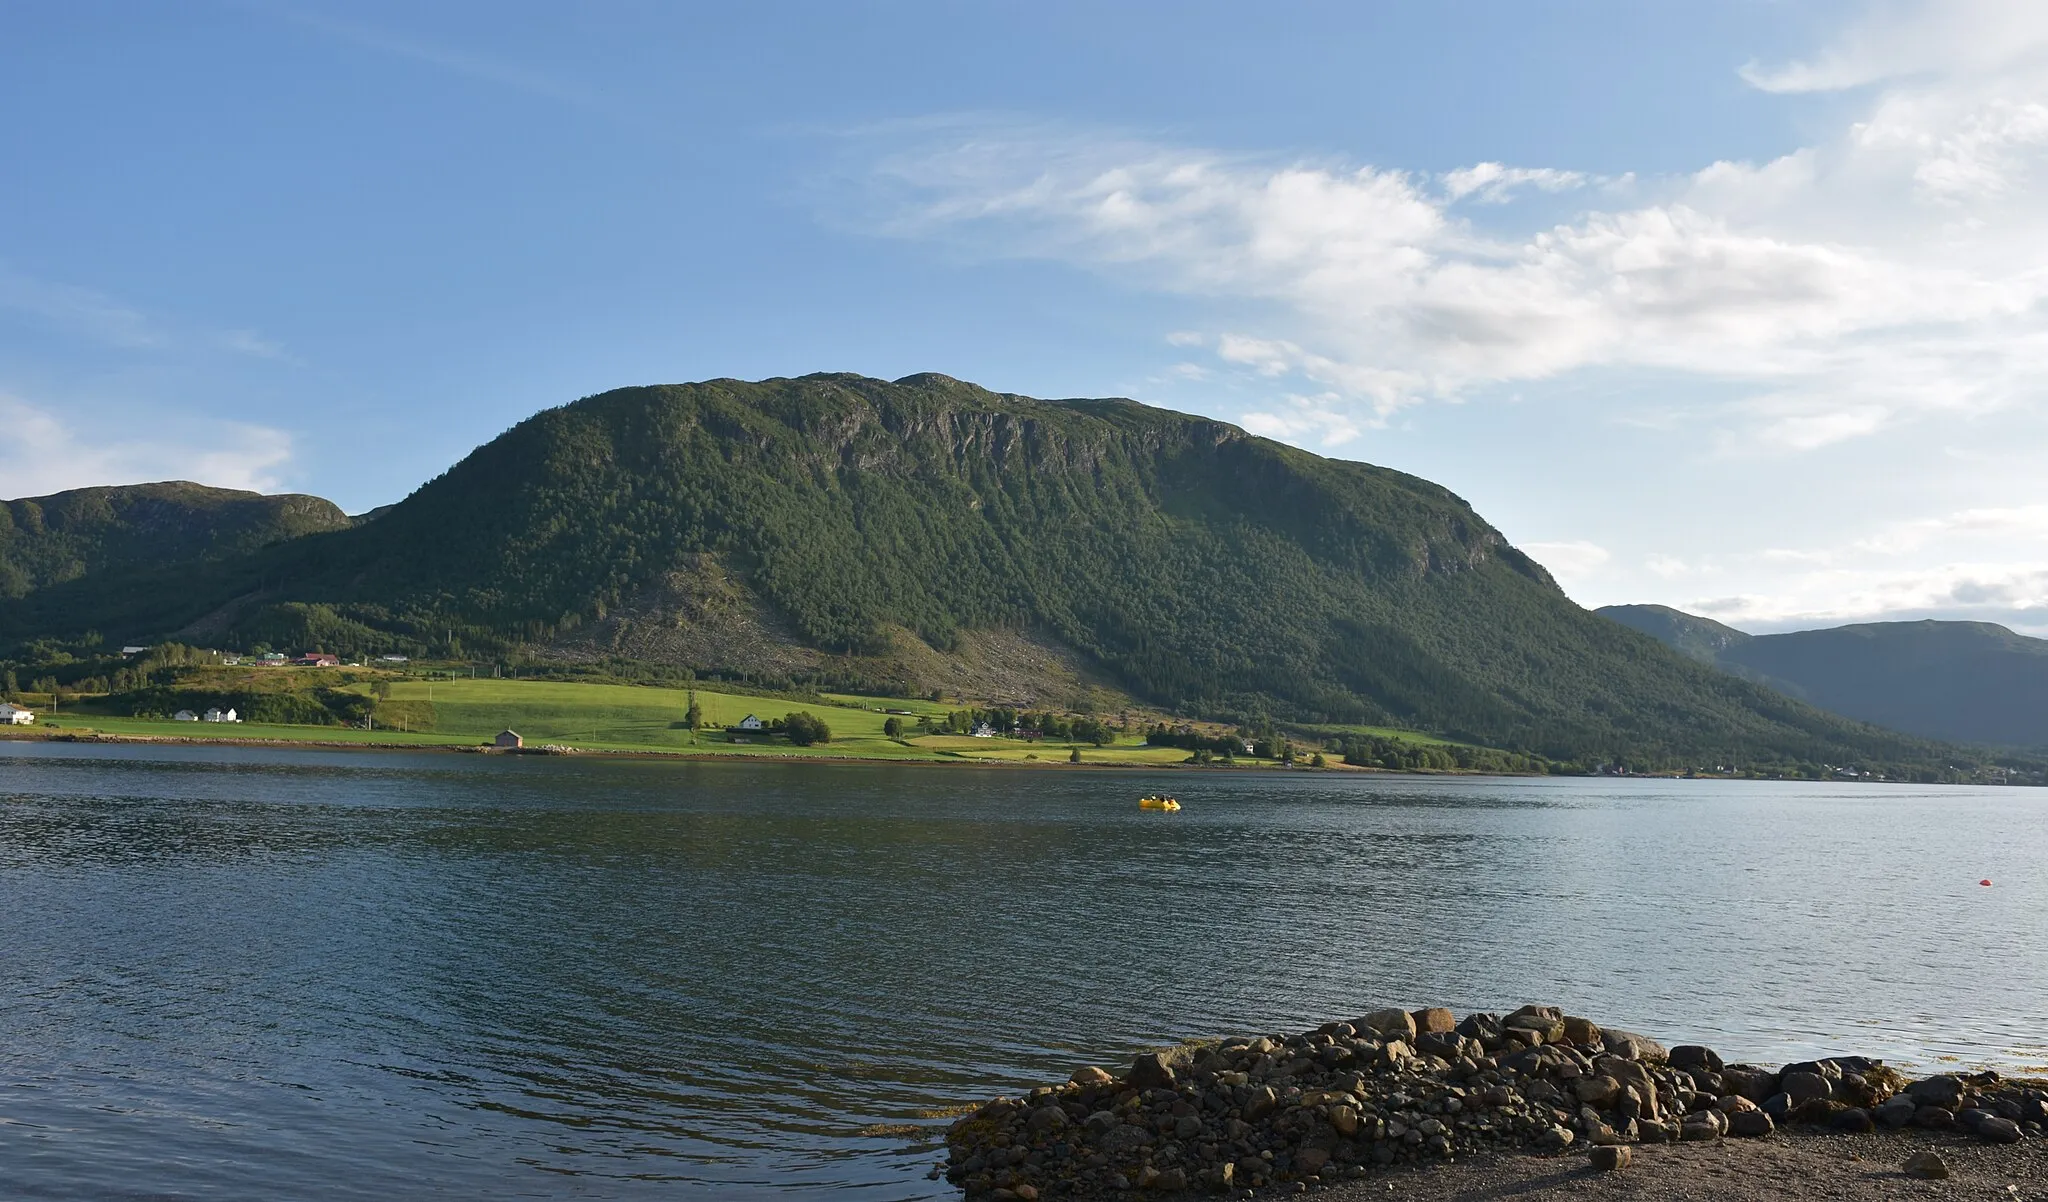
xmin=1139 ymin=795 xmax=1181 ymax=812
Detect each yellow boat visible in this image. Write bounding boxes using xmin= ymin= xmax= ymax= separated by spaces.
xmin=1139 ymin=795 xmax=1181 ymax=812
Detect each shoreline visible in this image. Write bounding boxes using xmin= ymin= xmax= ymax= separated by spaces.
xmin=0 ymin=726 xmax=1541 ymax=776
xmin=943 ymin=1006 xmax=2047 ymax=1199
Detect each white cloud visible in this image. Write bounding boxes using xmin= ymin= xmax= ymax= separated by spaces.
xmin=0 ymin=395 xmax=295 ymax=498
xmin=859 ymin=10 xmax=2048 ymax=454
xmin=1440 ymin=162 xmax=1588 ymax=204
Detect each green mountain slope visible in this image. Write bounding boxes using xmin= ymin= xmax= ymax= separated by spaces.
xmin=0 ymin=374 xmax=1977 ymax=768
xmin=1600 ymin=607 xmax=2048 ymax=748
xmin=0 ymin=481 xmax=351 ymax=601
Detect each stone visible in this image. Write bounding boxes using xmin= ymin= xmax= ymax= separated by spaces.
xmin=1635 ymin=1119 xmax=1678 ymax=1143
xmin=1357 ymin=1007 xmax=1418 ymax=1042
xmin=1601 ymin=1030 xmax=1668 ymax=1063
xmin=1085 ymin=1110 xmax=1118 ymax=1134
xmin=1904 ymin=1150 xmax=1950 ymax=1180
xmin=1906 ymin=1075 xmax=1965 ymax=1110
xmin=1782 ymin=1071 xmax=1831 ymax=1105
xmin=1716 ymin=1095 xmax=1759 ymax=1115
xmin=1415 ymin=1032 xmax=1467 ymax=1061
xmin=1295 ymin=1148 xmax=1330 ymax=1176
xmin=1174 ymin=1114 xmax=1203 ymax=1139
xmin=1129 ymin=1053 xmax=1177 ymax=1090
xmin=1504 ymin=1006 xmax=1566 ymax=1044
xmin=1071 ymin=1065 xmax=1115 ymax=1088
xmin=1670 ymin=1045 xmax=1725 ymax=1074
xmin=1874 ymin=1095 xmax=1916 ymax=1126
xmin=1720 ymin=1065 xmax=1777 ymax=1102
xmin=1977 ymin=1115 xmax=2023 ymax=1144
xmin=1830 ymin=1107 xmax=1874 ymax=1134
xmin=1027 ymin=1105 xmax=1070 ymax=1133
xmin=1912 ymin=1105 xmax=1956 ymax=1130
xmin=1412 ymin=1007 xmax=1456 ymax=1035
xmin=1728 ymin=1109 xmax=1775 ymax=1138
xmin=1589 ymin=1144 xmax=1632 ymax=1171
xmin=1562 ymin=1016 xmax=1601 ymax=1046
xmin=1015 ymin=1186 xmax=1040 ymax=1202
xmin=1794 ymin=1098 xmax=1845 ymax=1125
xmin=1330 ymin=1105 xmax=1360 ymax=1137
xmin=1679 ymin=1115 xmax=1721 ymax=1141
xmin=1761 ymin=1092 xmax=1793 ymax=1121
xmin=1574 ymin=1075 xmax=1622 ymax=1108
xmin=1244 ymin=1086 xmax=1279 ymax=1120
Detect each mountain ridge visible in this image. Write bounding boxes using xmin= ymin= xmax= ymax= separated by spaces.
xmin=1599 ymin=605 xmax=2048 ymax=748
xmin=0 ymin=373 xmax=1994 ymax=771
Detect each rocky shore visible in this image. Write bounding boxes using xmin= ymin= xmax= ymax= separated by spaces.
xmin=942 ymin=1007 xmax=2047 ymax=1199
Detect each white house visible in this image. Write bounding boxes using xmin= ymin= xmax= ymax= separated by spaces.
xmin=203 ymin=708 xmax=240 ymax=723
xmin=120 ymin=645 xmax=151 ymax=656
xmin=972 ymin=722 xmax=996 ymax=738
xmin=173 ymin=710 xmax=199 ymax=722
xmin=380 ymin=654 xmax=409 ymax=663
xmin=0 ymin=702 xmax=35 ymax=725
xmin=736 ymin=714 xmax=764 ymax=731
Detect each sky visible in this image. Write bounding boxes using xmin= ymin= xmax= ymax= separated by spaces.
xmin=7 ymin=1 xmax=2048 ymax=633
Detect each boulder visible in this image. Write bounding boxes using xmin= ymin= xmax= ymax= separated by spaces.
xmin=1830 ymin=1107 xmax=1874 ymax=1134
xmin=1128 ymin=1052 xmax=1177 ymax=1090
xmin=1329 ymin=1105 xmax=1360 ymax=1137
xmin=1071 ymin=1066 xmax=1115 ymax=1088
xmin=1911 ymin=1105 xmax=1956 ymax=1130
xmin=1906 ymin=1076 xmax=1965 ymax=1110
xmin=1670 ymin=1045 xmax=1724 ymax=1074
xmin=1761 ymin=1092 xmax=1793 ymax=1121
xmin=1589 ymin=1145 xmax=1632 ymax=1172
xmin=1295 ymin=1148 xmax=1331 ymax=1177
xmin=1601 ymin=1030 xmax=1668 ymax=1063
xmin=1728 ymin=1109 xmax=1775 ymax=1138
xmin=1415 ymin=1032 xmax=1468 ymax=1062
xmin=1874 ymin=1096 xmax=1917 ymax=1128
xmin=1027 ymin=1105 xmax=1070 ymax=1133
xmin=1243 ymin=1086 xmax=1279 ymax=1120
xmin=1504 ymin=1006 xmax=1566 ymax=1045
xmin=1781 ymin=1071 xmax=1832 ymax=1105
xmin=1411 ymin=1007 xmax=1456 ymax=1035
xmin=1720 ymin=1065 xmax=1777 ymax=1102
xmin=1904 ymin=1150 xmax=1949 ymax=1180
xmin=1562 ymin=1016 xmax=1601 ymax=1046
xmin=1678 ymin=1115 xmax=1722 ymax=1141
xmin=1574 ymin=1075 xmax=1622 ymax=1108
xmin=1977 ymin=1115 xmax=2023 ymax=1144
xmin=1357 ymin=1008 xmax=1418 ymax=1042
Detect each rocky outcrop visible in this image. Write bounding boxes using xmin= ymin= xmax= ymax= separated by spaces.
xmin=942 ymin=1009 xmax=2048 ymax=1199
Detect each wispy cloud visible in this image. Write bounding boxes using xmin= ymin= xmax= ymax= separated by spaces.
xmin=249 ymin=1 xmax=619 ymax=118
xmin=0 ymin=265 xmax=290 ymax=360
xmin=847 ymin=11 xmax=2048 ymax=456
xmin=0 ymin=394 xmax=294 ymax=498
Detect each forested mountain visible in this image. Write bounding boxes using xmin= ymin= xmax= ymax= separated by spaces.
xmin=0 ymin=373 xmax=1989 ymax=770
xmin=1603 ymin=605 xmax=2048 ymax=749
xmin=0 ymin=481 xmax=350 ymax=601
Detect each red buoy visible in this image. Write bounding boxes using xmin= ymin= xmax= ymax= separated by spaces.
xmin=1981 ymin=879 xmax=1993 ymax=886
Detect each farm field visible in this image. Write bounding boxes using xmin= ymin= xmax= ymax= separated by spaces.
xmin=17 ymin=677 xmax=1237 ymax=766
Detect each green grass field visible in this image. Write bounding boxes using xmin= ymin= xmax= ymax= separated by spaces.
xmin=22 ymin=677 xmax=1246 ymax=766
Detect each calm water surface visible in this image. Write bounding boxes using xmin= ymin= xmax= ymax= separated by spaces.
xmin=1 ymin=742 xmax=2043 ymax=1198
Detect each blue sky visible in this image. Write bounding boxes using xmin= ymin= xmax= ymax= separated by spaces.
xmin=9 ymin=1 xmax=2048 ymax=633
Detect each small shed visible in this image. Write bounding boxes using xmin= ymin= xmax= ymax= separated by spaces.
xmin=173 ymin=710 xmax=199 ymax=722
xmin=0 ymin=703 xmax=35 ymax=725
xmin=736 ymin=714 xmax=764 ymax=731
xmin=495 ymin=730 xmax=523 ymax=749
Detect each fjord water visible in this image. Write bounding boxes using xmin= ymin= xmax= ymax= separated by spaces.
xmin=1 ymin=745 xmax=2042 ymax=1199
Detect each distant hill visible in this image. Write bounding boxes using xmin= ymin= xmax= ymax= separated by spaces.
xmin=0 ymin=374 xmax=1990 ymax=772
xmin=1597 ymin=604 xmax=1750 ymax=663
xmin=0 ymin=481 xmax=350 ymax=601
xmin=1599 ymin=606 xmax=2048 ymax=749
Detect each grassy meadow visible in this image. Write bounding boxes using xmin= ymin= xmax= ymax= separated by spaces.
xmin=19 ymin=674 xmax=1269 ymax=767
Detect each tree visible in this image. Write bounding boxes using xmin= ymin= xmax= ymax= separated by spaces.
xmin=1069 ymin=746 xmax=1081 ymax=763
xmin=883 ymin=716 xmax=903 ymax=737
xmin=685 ymin=691 xmax=703 ymax=731
xmin=1310 ymin=752 xmax=1326 ymax=768
xmin=783 ymin=711 xmax=831 ymax=746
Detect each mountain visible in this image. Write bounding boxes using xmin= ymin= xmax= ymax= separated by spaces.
xmin=1599 ymin=606 xmax=2048 ymax=748
xmin=1596 ymin=604 xmax=1750 ymax=663
xmin=0 ymin=373 xmax=1982 ymax=770
xmin=0 ymin=481 xmax=351 ymax=601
